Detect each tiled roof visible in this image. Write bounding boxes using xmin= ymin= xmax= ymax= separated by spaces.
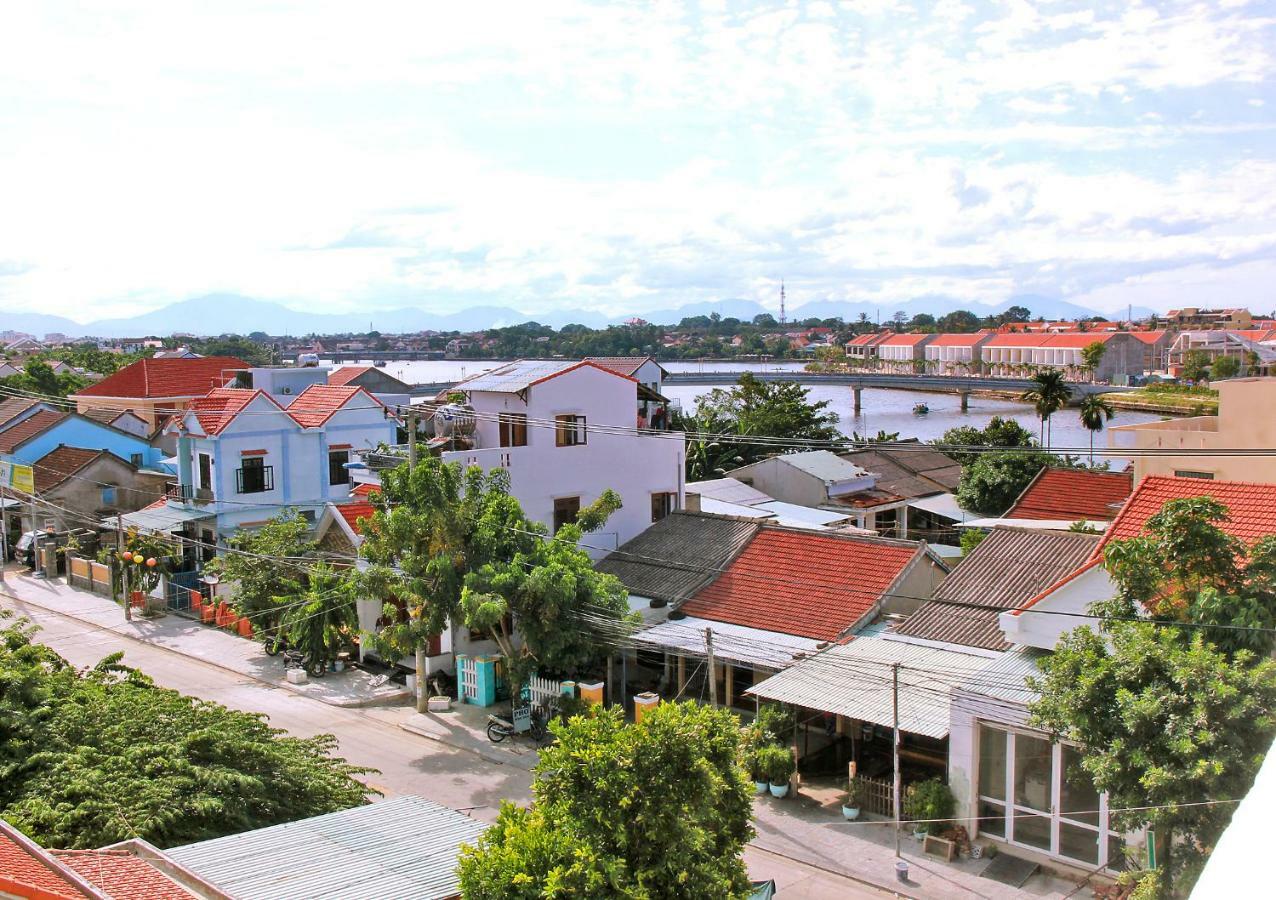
xmin=73 ymin=356 xmax=247 ymax=399
xmin=839 ymin=444 xmax=962 ymax=498
xmin=33 ymin=446 xmax=111 ymax=493
xmin=927 ymin=333 xmax=987 ymax=347
xmin=984 ymin=332 xmax=1116 ymax=348
xmin=879 ymin=332 xmax=932 ymax=346
xmin=336 ymin=501 xmax=376 ymax=535
xmin=680 ymin=527 xmax=921 ymax=641
xmin=327 ymin=365 xmax=374 ymax=386
xmin=52 ymin=849 xmax=196 ymax=899
xmin=1005 ymin=468 xmax=1133 ymax=521
xmin=847 ymin=331 xmax=892 ymax=347
xmin=596 ymin=511 xmax=760 ymax=605
xmin=1131 ymin=330 xmax=1168 ymax=344
xmin=351 ymin=482 xmax=378 ymax=497
xmin=0 ymin=409 xmax=66 ymax=453
xmin=1100 ymin=475 xmax=1276 ymax=551
xmin=584 ymin=356 xmax=662 ymax=377
xmin=0 ymin=397 xmax=39 ymax=430
xmin=0 ymin=823 xmax=86 ymax=899
xmin=188 ymin=388 xmax=265 ymax=435
xmin=287 ymin=384 xmax=381 ymax=428
xmin=895 ymin=527 xmax=1101 ymax=651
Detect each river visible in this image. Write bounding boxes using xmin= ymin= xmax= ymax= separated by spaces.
xmin=325 ymin=358 xmax=1165 ymax=460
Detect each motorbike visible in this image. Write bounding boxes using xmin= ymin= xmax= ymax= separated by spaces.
xmin=282 ymin=646 xmax=327 ymax=678
xmin=487 ymin=703 xmax=550 ymax=744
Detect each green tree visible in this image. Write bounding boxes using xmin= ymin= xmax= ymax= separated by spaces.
xmin=1080 ymin=340 xmax=1107 ymax=380
xmin=1019 ymin=370 xmax=1072 ymax=446
xmin=1078 ymin=394 xmax=1116 ymax=464
xmin=1180 ymin=349 xmax=1211 ymax=383
xmin=457 ymin=703 xmax=754 ymax=899
xmin=752 ymin=313 xmax=777 ymax=328
xmin=937 ymin=309 xmax=981 ymax=332
xmin=955 ymin=451 xmax=1056 ymax=515
xmin=679 ymin=410 xmax=747 ymax=481
xmin=1210 ymin=355 xmax=1240 ymax=380
xmin=939 ymin=415 xmax=1037 ymax=466
xmin=276 ymin=562 xmax=358 ymax=669
xmin=0 ymin=613 xmax=374 ymax=849
xmin=203 ymin=511 xmax=317 ymax=631
xmin=0 ymin=360 xmax=87 ymax=399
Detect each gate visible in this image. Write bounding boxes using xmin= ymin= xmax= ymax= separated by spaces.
xmin=166 ymin=570 xmax=202 ymax=612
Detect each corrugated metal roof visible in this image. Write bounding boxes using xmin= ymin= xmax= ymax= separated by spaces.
xmin=595 ymin=511 xmax=759 ymax=605
xmin=774 ymin=450 xmax=870 ymax=485
xmin=699 ymin=497 xmax=775 ymax=519
xmin=954 ymin=646 xmax=1045 ymax=706
xmin=750 ymin=501 xmax=852 ymax=526
xmin=635 ymin=615 xmax=824 ymax=669
xmin=453 ymin=359 xmax=622 ymax=394
xmin=115 ymin=502 xmax=214 ymax=533
xmin=894 ymin=527 xmax=1100 ymax=651
xmin=747 ymin=637 xmax=994 ymax=738
xmin=166 ymin=796 xmax=486 ymax=900
xmin=687 ymin=477 xmax=773 ymax=506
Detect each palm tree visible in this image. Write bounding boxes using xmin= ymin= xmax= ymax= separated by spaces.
xmin=1078 ymin=394 xmax=1116 ymax=464
xmin=1020 ymin=370 xmax=1072 ymax=447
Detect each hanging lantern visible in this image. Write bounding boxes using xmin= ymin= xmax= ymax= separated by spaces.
xmin=146 ymin=557 xmax=157 ymax=568
xmin=121 ymin=551 xmax=133 ymax=562
xmin=134 ymin=555 xmax=145 ymax=565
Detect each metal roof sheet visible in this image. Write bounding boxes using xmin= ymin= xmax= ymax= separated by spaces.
xmin=115 ymin=502 xmax=214 ymax=533
xmin=635 ymin=615 xmax=825 ymax=669
xmin=747 ymin=637 xmax=994 ymax=738
xmin=698 ymin=497 xmax=775 ymax=519
xmin=686 ymin=477 xmax=773 ymax=506
xmin=453 ymin=359 xmax=624 ymax=394
xmin=774 ymin=450 xmax=871 ymax=485
xmin=167 ymin=796 xmax=486 ymax=900
xmin=954 ymin=646 xmax=1045 ymax=706
xmin=750 ymin=500 xmax=852 ymax=526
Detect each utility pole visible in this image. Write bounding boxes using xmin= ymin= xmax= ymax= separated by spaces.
xmin=892 ymin=662 xmax=901 ymax=858
xmin=705 ymin=627 xmax=717 ymax=707
xmin=405 ymin=405 xmax=427 ymax=713
xmin=117 ymin=514 xmax=131 ymax=622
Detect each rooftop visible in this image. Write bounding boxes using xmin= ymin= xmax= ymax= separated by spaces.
xmin=680 ymin=527 xmax=923 ymax=641
xmin=335 ymin=500 xmax=376 ymax=535
xmin=686 ymin=476 xmax=773 ymax=506
xmin=878 ymin=332 xmax=932 ymax=346
xmin=33 ymin=445 xmax=115 ymax=493
xmin=0 ymin=409 xmax=66 ymax=453
xmin=52 ymin=848 xmax=201 ymax=900
xmin=927 ymin=333 xmax=989 ymax=347
xmin=73 ymin=356 xmax=247 ymax=399
xmin=188 ymin=388 xmax=271 ymax=436
xmin=287 ymin=384 xmax=380 ymax=428
xmin=763 ymin=450 xmax=871 ymax=486
xmin=894 ymin=527 xmax=1101 ymax=651
xmin=0 ymin=397 xmax=41 ymax=430
xmin=584 ymin=356 xmax=666 ymax=377
xmin=1005 ymin=467 xmax=1133 ymax=521
xmin=984 ymin=332 xmax=1116 ymax=348
xmin=326 ymin=365 xmax=375 ymax=386
xmin=1099 ymin=475 xmax=1276 ymax=551
xmin=838 ymin=444 xmax=962 ymax=498
xmin=452 ymin=359 xmax=631 ymax=395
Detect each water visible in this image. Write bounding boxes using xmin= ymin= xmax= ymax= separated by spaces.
xmin=327 ymin=358 xmax=1164 ymax=459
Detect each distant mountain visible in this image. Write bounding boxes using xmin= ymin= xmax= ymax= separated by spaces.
xmin=0 ymin=292 xmax=1155 ymax=339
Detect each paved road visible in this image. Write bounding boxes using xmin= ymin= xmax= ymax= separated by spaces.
xmin=0 ymin=591 xmax=890 ymax=899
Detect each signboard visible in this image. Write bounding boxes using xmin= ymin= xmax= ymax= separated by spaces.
xmin=0 ymin=461 xmax=34 ymax=494
xmin=512 ymin=704 xmax=532 ymax=734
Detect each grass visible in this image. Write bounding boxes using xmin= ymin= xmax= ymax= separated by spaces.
xmin=1102 ymin=384 xmax=1218 ymax=415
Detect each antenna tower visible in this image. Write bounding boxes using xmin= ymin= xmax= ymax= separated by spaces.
xmin=780 ymin=280 xmax=787 ymax=325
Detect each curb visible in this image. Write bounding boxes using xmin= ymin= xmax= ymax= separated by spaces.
xmin=399 ymin=717 xmax=539 ymax=771
xmin=0 ymin=585 xmax=409 ymax=710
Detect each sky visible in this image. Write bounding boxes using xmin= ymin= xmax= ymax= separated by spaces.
xmin=1 ymin=0 xmax=1274 ymax=323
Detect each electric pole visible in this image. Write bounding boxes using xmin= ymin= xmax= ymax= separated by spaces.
xmin=705 ymin=627 xmax=717 ymax=707
xmin=892 ymin=662 xmax=901 ymax=857
xmin=405 ymin=405 xmax=427 ymax=713
xmin=117 ymin=514 xmax=131 ymax=622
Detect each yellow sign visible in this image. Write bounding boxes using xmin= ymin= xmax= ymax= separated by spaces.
xmin=0 ymin=461 xmax=34 ymax=494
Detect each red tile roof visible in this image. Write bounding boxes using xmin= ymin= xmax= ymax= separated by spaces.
xmin=0 ymin=409 xmax=67 ymax=453
xmin=32 ymin=446 xmax=112 ymax=493
xmin=327 ymin=365 xmax=374 ymax=386
xmin=287 ymin=384 xmax=382 ymax=428
xmin=1006 ymin=468 xmax=1133 ymax=521
xmin=188 ymin=388 xmax=269 ymax=436
xmin=847 ymin=331 xmax=893 ymax=347
xmin=335 ymin=501 xmax=376 ymax=535
xmin=73 ymin=357 xmax=247 ymax=399
xmin=0 ymin=824 xmax=87 ymax=899
xmin=350 ymin=483 xmax=378 ymax=497
xmin=679 ymin=528 xmax=921 ymax=641
xmin=1131 ymin=330 xmax=1168 ymax=344
xmin=879 ymin=332 xmax=932 ymax=346
xmin=52 ymin=849 xmax=196 ymax=899
xmin=927 ymin=333 xmax=986 ymax=347
xmin=984 ymin=332 xmax=1116 ymax=348
xmin=1099 ymin=475 xmax=1276 ymax=551
xmin=0 ymin=397 xmax=41 ymax=430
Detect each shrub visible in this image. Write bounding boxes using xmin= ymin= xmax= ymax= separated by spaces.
xmin=904 ymin=778 xmax=955 ymax=835
xmin=756 ymin=745 xmax=795 ymax=786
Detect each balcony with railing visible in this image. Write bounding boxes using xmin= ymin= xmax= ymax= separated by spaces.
xmin=235 ymin=464 xmax=274 ymax=494
xmin=166 ymin=483 xmax=214 ymax=503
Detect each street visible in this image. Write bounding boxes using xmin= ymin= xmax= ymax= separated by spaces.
xmin=0 ymin=587 xmax=891 ymax=899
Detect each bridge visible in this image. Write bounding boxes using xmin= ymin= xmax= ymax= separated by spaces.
xmin=409 ymin=370 xmax=1132 ymax=410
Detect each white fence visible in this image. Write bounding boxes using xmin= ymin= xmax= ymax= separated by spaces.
xmin=529 ymin=673 xmax=569 ymax=711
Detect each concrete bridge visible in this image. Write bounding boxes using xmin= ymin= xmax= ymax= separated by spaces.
xmin=410 ymin=370 xmax=1132 ymax=410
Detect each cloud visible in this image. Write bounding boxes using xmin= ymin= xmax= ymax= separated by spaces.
xmin=0 ymin=1 xmax=1273 ymax=321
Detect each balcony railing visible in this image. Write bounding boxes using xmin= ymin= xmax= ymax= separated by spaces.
xmin=235 ymin=465 xmax=274 ymax=495
xmin=166 ymin=483 xmax=214 ymax=503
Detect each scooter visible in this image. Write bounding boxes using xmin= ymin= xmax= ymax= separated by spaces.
xmin=487 ymin=704 xmax=549 ymax=744
xmin=282 ymin=647 xmax=327 ymax=678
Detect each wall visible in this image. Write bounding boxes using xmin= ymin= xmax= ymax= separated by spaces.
xmin=881 ymin=550 xmax=948 ymax=616
xmin=7 ymin=416 xmax=168 ymax=471
xmin=998 ymin=565 xmax=1109 ymax=651
xmin=728 ymin=457 xmax=826 ymax=508
xmin=948 ymin=687 xmax=1032 ymax=844
xmin=1109 ymin=377 xmax=1276 ymax=483
xmin=32 ymin=456 xmax=167 ymax=533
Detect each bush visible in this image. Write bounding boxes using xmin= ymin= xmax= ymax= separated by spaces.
xmin=756 ymin=745 xmax=795 ymax=786
xmin=904 ymin=778 xmax=955 ymax=835
xmin=753 ymin=703 xmax=795 ymax=746
xmin=960 ymin=528 xmax=988 ymax=556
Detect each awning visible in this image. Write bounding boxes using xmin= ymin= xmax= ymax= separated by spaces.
xmin=746 ymin=636 xmax=994 ymax=739
xmin=113 ymin=502 xmax=214 ymax=534
xmin=907 ymin=492 xmax=973 ymax=523
xmin=634 ymin=615 xmax=825 ymax=670
xmin=698 ymin=497 xmax=774 ymax=519
xmin=957 ymin=516 xmax=1109 ymax=532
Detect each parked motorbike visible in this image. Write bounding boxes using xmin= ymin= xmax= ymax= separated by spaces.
xmin=282 ymin=647 xmax=327 ymax=678
xmin=487 ymin=704 xmax=549 ymax=744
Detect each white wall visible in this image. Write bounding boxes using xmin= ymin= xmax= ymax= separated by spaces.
xmin=999 ymin=564 xmax=1110 ymax=651
xmin=729 ymin=457 xmax=827 ymax=508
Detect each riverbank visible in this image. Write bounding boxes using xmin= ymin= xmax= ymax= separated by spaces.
xmin=1098 ymin=387 xmax=1218 ymax=416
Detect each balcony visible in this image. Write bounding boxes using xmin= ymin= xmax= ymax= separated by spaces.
xmin=235 ymin=465 xmax=274 ymax=494
xmin=166 ymin=483 xmax=214 ymax=503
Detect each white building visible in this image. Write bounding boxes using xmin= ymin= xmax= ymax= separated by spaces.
xmin=435 ymin=359 xmax=685 ymax=554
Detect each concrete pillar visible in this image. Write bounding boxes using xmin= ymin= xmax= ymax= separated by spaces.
xmin=677 ymin=654 xmax=686 ymax=693
xmin=959 ymin=391 xmax=970 ymax=411
xmin=853 ymin=386 xmax=862 ymax=413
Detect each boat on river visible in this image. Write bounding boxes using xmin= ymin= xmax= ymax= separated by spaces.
xmin=912 ymin=403 xmax=929 ymax=415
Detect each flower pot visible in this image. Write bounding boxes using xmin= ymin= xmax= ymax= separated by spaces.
xmin=768 ymin=783 xmax=789 ymax=799
xmin=754 ymin=781 xmax=768 ymax=794
xmin=842 ymin=805 xmax=860 ymax=820
xmin=129 ymin=590 xmax=145 ymax=608
xmin=224 ymin=614 xmax=239 ymax=631
xmin=200 ymin=605 xmax=216 ymax=624
xmin=237 ymin=617 xmax=253 ymax=638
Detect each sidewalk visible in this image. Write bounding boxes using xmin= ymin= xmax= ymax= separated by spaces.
xmin=401 ymin=705 xmax=542 ymax=771
xmin=751 ymin=787 xmax=1079 ymax=900
xmin=0 ymin=570 xmax=411 ymax=708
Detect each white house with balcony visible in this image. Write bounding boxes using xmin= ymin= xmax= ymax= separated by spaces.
xmin=161 ymin=384 xmax=397 ymax=541
xmin=424 ymin=359 xmax=685 ymax=554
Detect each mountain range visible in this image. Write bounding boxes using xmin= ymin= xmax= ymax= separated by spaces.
xmin=1 ymin=293 xmax=1155 ymax=339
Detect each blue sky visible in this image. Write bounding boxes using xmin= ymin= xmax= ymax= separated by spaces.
xmin=1 ymin=0 xmax=1274 ymax=322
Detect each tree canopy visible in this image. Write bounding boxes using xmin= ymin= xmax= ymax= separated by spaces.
xmin=955 ymin=450 xmax=1057 ymax=515
xmin=457 ymin=702 xmax=755 ymax=899
xmin=0 ymin=613 xmax=374 ymax=849
xmin=1019 ymin=370 xmax=1072 ymax=446
xmin=939 ymin=415 xmax=1037 ymax=466
xmin=203 ymin=510 xmax=316 ymax=629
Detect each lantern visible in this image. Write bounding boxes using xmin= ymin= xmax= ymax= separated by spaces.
xmin=146 ymin=557 xmax=157 ymax=568
xmin=121 ymin=551 xmax=133 ymax=562
xmin=134 ymin=555 xmax=145 ymax=565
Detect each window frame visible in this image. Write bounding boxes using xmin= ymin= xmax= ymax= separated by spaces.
xmin=499 ymin=413 xmax=529 ymax=448
xmin=650 ymin=491 xmax=677 ymax=523
xmin=328 ymin=449 xmax=351 ymax=485
xmin=554 ymin=414 xmax=587 ymax=447
xmin=197 ymin=452 xmax=212 ymax=491
xmin=553 ymin=495 xmax=581 ymax=532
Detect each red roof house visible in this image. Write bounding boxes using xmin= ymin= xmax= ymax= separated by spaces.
xmin=1005 ymin=468 xmax=1134 ymax=522
xmin=1099 ymin=475 xmax=1276 ymax=550
xmin=70 ymin=357 xmax=248 ymax=428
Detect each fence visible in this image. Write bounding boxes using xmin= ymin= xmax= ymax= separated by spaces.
xmin=67 ymin=554 xmax=114 ymax=597
xmin=851 ymin=775 xmax=895 ymax=818
xmin=528 ymin=673 xmax=573 ymax=713
xmin=165 ymin=570 xmax=203 ymax=612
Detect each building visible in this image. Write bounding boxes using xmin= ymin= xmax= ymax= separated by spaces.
xmin=1130 ymin=329 xmax=1172 ymax=373
xmin=923 ymin=332 xmax=994 ymax=375
xmin=1165 ymin=330 xmax=1276 ymax=377
xmin=152 ymin=383 xmax=396 ymax=540
xmin=685 ymin=476 xmax=867 ymax=532
xmin=0 ymin=397 xmax=57 ymax=432
xmin=327 ymin=365 xmax=414 ymax=408
xmin=1109 ymin=377 xmax=1276 ymax=483
xmin=1156 ymin=307 xmax=1253 ymax=330
xmin=1003 ymin=467 xmax=1133 ymax=522
xmin=844 ymin=330 xmax=893 ymax=363
xmin=979 ymin=332 xmax=1144 ymax=380
xmin=584 ymin=356 xmax=668 ymax=396
xmin=22 ymin=445 xmax=169 ymax=534
xmin=0 ymin=409 xmax=171 ymax=474
xmin=874 ymin=332 xmax=935 ymax=372
xmin=70 ymin=356 xmax=249 ymax=429
xmin=425 ymin=359 xmax=684 ymax=554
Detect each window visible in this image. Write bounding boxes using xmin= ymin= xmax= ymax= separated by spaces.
xmin=100 ymin=486 xmax=117 ymax=507
xmin=130 ymin=452 xmax=143 ymax=468
xmin=236 ymin=457 xmax=274 ymax=494
xmin=977 ymin=724 xmax=1124 ymax=869
xmin=201 ymin=528 xmax=216 ymax=563
xmin=553 ymin=496 xmax=581 ymax=532
xmin=1173 ymin=470 xmax=1214 ymax=480
xmin=651 ymin=492 xmax=676 ymax=523
xmin=555 ymin=414 xmax=587 ymax=447
xmin=197 ymin=453 xmax=212 ymax=491
xmin=328 ymin=449 xmax=350 ymax=485
xmin=499 ymin=413 xmax=528 ymax=448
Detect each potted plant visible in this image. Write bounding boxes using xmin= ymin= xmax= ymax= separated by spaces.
xmin=842 ymin=780 xmax=862 ymax=820
xmin=758 ymin=745 xmax=795 ymax=799
xmin=904 ymin=777 xmax=955 ymax=838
